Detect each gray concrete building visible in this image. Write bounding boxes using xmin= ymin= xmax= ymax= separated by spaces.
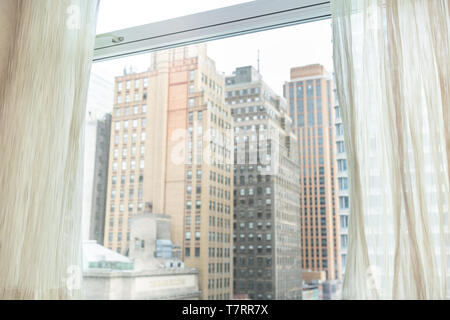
xmin=225 ymin=66 xmax=302 ymax=300
xmin=82 ymin=112 xmax=112 ymax=244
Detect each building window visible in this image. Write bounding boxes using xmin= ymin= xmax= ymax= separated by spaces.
xmin=337 ymin=141 xmax=345 ymax=153
xmin=339 ymin=196 xmax=349 ymax=209
xmin=339 ymin=177 xmax=349 ymax=190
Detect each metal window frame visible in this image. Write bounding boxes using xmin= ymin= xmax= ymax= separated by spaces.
xmin=94 ymin=0 xmax=331 ymax=62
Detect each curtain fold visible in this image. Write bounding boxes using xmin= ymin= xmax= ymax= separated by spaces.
xmin=0 ymin=0 xmax=99 ymax=299
xmin=332 ymin=0 xmax=450 ymax=299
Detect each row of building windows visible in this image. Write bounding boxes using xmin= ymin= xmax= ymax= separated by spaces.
xmin=111 ymin=174 xmax=143 ymax=185
xmin=237 ymin=187 xmax=271 ymax=196
xmin=207 ymin=262 xmax=231 ymax=273
xmin=226 ymin=87 xmax=260 ymax=98
xmin=115 ymin=105 xmax=147 ymax=117
xmin=301 ymin=217 xmax=328 ymax=226
xmin=235 ymin=175 xmax=271 ymax=186
xmin=208 ymin=247 xmax=231 ymax=258
xmin=110 ymin=187 xmax=144 ymax=200
xmin=302 ymin=248 xmax=329 ymax=257
xmin=110 ymin=200 xmax=143 ymax=212
xmin=111 ymin=159 xmax=145 ymax=172
xmin=303 ymin=186 xmax=326 ymax=195
xmin=201 ymin=73 xmax=223 ymax=96
xmin=113 ymin=145 xmax=145 ymax=158
xmin=287 ymin=79 xmax=322 ymax=99
xmin=114 ymin=118 xmax=146 ymax=131
xmin=207 ymin=277 xmax=231 ymax=289
xmin=113 ymin=132 xmax=146 ymax=145
xmin=302 ymin=227 xmax=333 ymax=237
xmin=234 ymin=210 xmax=271 ymax=220
xmin=208 ymin=171 xmax=231 ymax=186
xmin=208 ymin=186 xmax=231 ymax=200
xmin=116 ymin=92 xmax=147 ymax=104
xmin=117 ymin=78 xmax=148 ymax=92
xmin=302 ymin=238 xmax=328 ymax=247
xmin=208 ymin=216 xmax=231 ymax=228
xmin=302 ymin=259 xmax=328 ymax=269
xmin=234 ymin=233 xmax=272 ymax=242
xmin=234 ymin=197 xmax=272 ymax=207
xmin=231 ymin=105 xmax=264 ymax=115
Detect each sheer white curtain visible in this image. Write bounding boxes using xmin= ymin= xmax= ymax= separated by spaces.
xmin=332 ymin=0 xmax=449 ymax=299
xmin=0 ymin=0 xmax=99 ymax=299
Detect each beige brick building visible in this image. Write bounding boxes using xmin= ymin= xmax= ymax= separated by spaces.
xmin=104 ymin=45 xmax=234 ymax=299
xmin=284 ymin=64 xmax=341 ymax=280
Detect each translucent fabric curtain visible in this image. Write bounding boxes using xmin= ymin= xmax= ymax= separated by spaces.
xmin=331 ymin=0 xmax=449 ymax=299
xmin=0 ymin=0 xmax=99 ymax=299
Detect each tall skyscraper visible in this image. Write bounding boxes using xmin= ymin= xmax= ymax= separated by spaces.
xmin=284 ymin=64 xmax=341 ymax=280
xmin=104 ymin=45 xmax=234 ymax=300
xmin=226 ymin=66 xmax=302 ymax=300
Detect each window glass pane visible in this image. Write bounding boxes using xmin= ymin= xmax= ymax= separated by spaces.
xmin=85 ymin=19 xmax=333 ymax=301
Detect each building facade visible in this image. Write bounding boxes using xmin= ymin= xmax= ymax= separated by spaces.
xmin=334 ymin=102 xmax=349 ymax=277
xmin=82 ymin=112 xmax=112 ymax=244
xmin=103 ymin=45 xmax=234 ymax=300
xmin=226 ymin=66 xmax=302 ymax=300
xmin=284 ymin=64 xmax=341 ymax=280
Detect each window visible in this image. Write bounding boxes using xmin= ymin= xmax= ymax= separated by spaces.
xmin=88 ymin=1 xmax=340 ymax=301
xmin=338 ymin=159 xmax=347 ymax=172
xmin=339 ymin=177 xmax=349 ymax=191
xmin=337 ymin=141 xmax=345 ymax=153
xmin=339 ymin=196 xmax=349 ymax=209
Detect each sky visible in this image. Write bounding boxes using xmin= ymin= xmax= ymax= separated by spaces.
xmin=90 ymin=0 xmax=333 ymax=112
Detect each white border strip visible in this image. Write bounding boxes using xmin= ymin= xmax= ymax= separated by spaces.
xmin=94 ymin=0 xmax=331 ymax=62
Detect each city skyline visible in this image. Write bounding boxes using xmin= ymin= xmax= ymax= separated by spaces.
xmin=84 ymin=35 xmax=340 ymax=299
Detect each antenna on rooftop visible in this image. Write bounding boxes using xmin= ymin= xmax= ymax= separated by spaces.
xmin=257 ymin=50 xmax=260 ymax=73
